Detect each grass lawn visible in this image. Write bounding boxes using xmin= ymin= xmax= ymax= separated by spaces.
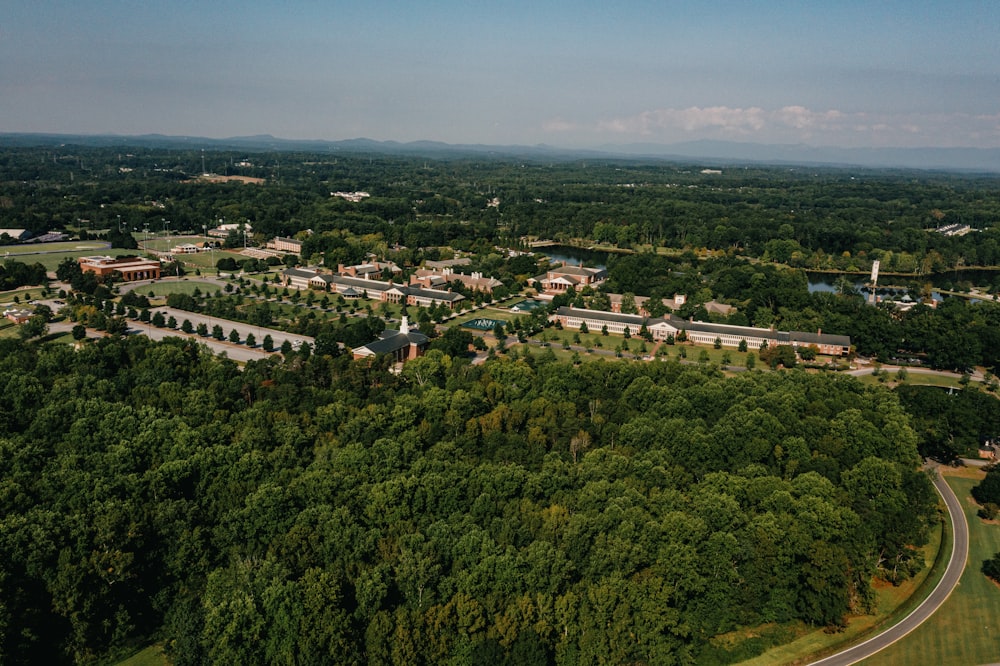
xmin=0 ymin=286 xmax=51 ymax=304
xmin=6 ymin=248 xmax=141 ymax=272
xmin=0 ymin=318 xmax=17 ymax=338
xmin=135 ymin=280 xmax=222 ymax=299
xmin=114 ymin=643 xmax=168 ymax=666
xmin=863 ymin=471 xmax=1000 ymax=666
xmin=1 ymin=240 xmax=109 ymax=255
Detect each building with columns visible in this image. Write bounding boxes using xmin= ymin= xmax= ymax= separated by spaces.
xmin=78 ymin=256 xmax=162 ymax=281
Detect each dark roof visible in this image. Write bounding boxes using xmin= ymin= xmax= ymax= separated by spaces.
xmin=789 ymin=331 xmax=852 ymax=347
xmin=282 ymin=267 xmax=318 ymax=279
xmin=357 ymin=328 xmax=429 ymax=355
xmin=331 ymin=275 xmax=394 ymax=292
xmin=555 ymin=306 xmax=647 ymax=326
xmin=406 ymin=286 xmax=464 ymax=302
xmin=556 ymin=306 xmax=851 ymax=347
xmin=555 ymin=265 xmax=603 ymax=276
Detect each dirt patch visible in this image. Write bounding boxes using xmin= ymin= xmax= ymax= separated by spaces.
xmin=185 ymin=175 xmax=265 ymax=185
xmin=940 ymin=466 xmax=988 ymax=480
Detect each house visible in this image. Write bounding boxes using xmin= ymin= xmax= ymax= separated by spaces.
xmin=78 ymin=256 xmax=161 ymax=281
xmin=171 ymin=243 xmax=201 ymax=254
xmin=551 ymin=306 xmax=852 ymax=356
xmin=3 ymin=308 xmax=34 ymax=324
xmin=980 ymin=438 xmax=999 ymax=461
xmin=353 ymin=316 xmax=429 ymax=363
xmin=410 ymin=267 xmax=503 ymax=294
xmin=531 ymin=263 xmax=607 ymax=296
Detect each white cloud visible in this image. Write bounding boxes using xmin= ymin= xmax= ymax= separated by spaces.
xmin=548 ymin=106 xmax=1000 ymax=148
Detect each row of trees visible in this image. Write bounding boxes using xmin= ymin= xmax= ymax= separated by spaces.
xmin=0 ymin=335 xmax=937 ymax=664
xmin=0 ymin=259 xmax=47 ymax=290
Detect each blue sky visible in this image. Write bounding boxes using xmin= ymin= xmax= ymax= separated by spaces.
xmin=2 ymin=1 xmax=999 ymax=148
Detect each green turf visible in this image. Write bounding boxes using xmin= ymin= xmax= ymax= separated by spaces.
xmin=3 ymin=248 xmax=142 ymax=271
xmin=0 ymin=287 xmax=50 ymax=304
xmin=133 ymin=280 xmax=223 ymax=299
xmin=0 ymin=240 xmax=109 ymax=255
xmin=862 ymin=473 xmax=1000 ymax=666
xmin=113 ymin=643 xmax=168 ymax=666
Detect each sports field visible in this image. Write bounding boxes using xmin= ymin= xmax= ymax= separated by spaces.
xmin=0 ymin=240 xmax=110 ymax=255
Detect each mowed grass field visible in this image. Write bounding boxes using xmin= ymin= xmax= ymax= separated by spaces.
xmin=2 ymin=240 xmax=135 ymax=272
xmin=135 ymin=279 xmax=224 ymax=299
xmin=1 ymin=240 xmax=110 ymax=255
xmin=862 ymin=471 xmax=1000 ymax=666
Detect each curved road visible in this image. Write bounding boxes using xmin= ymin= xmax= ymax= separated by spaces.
xmin=807 ymin=468 xmax=968 ymax=666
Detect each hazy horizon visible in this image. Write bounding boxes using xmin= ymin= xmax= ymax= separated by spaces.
xmin=4 ymin=1 xmax=999 ymax=150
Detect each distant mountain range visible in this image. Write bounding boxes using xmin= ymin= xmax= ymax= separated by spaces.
xmin=3 ymin=132 xmax=1000 ymax=173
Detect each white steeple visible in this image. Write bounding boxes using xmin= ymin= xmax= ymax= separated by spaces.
xmin=400 ymin=315 xmax=409 ymax=335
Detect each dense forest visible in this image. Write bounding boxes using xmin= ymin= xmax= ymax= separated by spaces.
xmin=2 ymin=144 xmax=1000 ymax=273
xmin=0 ymin=335 xmax=937 ymax=664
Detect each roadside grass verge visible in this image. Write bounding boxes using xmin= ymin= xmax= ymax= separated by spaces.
xmin=113 ymin=642 xmax=168 ymax=666
xmin=743 ymin=473 xmax=949 ymax=665
xmin=863 ymin=472 xmax=1000 ymax=666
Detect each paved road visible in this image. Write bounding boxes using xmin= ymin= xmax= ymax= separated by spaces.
xmin=48 ymin=320 xmax=296 ymax=363
xmin=807 ymin=467 xmax=968 ymax=666
xmin=846 ymin=362 xmax=985 ymax=383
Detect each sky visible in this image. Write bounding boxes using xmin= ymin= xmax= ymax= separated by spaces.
xmin=2 ymin=1 xmax=1000 ymax=149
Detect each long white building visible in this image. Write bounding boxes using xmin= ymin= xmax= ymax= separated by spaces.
xmin=551 ymin=306 xmax=851 ymax=356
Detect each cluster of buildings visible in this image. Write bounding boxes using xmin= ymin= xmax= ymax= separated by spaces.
xmin=281 ymin=264 xmax=467 ymax=310
xmin=530 ymin=263 xmax=734 ymax=318
xmin=550 ymin=306 xmax=852 ymax=356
